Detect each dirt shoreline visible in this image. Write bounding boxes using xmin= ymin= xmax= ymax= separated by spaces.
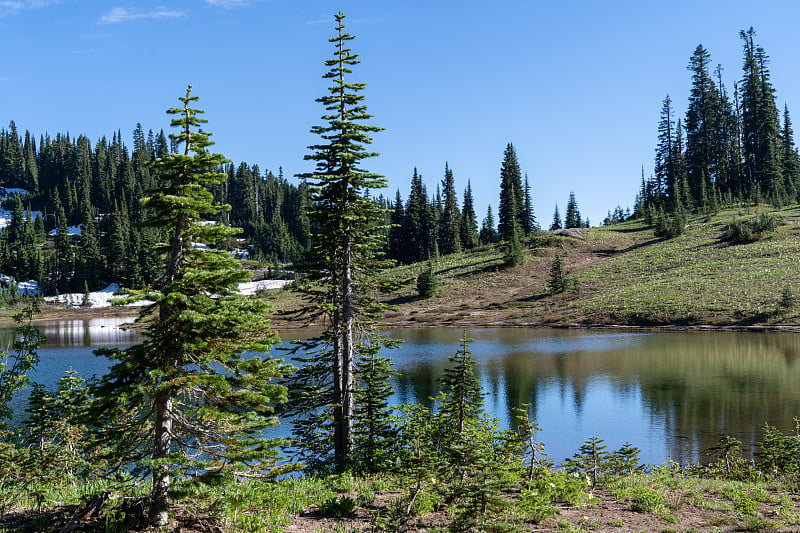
xmin=6 ymin=303 xmax=800 ymax=335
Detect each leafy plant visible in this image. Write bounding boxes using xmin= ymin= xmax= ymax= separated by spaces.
xmin=417 ymin=262 xmax=438 ymax=299
xmin=721 ymin=212 xmax=781 ymax=243
xmin=316 ymin=495 xmax=357 ymax=518
xmin=563 ymin=437 xmax=609 ymax=487
xmin=627 ymin=486 xmax=667 ymax=513
xmin=779 ymin=287 xmax=795 ymax=310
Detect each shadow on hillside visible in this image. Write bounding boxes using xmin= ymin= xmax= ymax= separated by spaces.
xmin=620 ymin=238 xmax=661 ymax=253
xmin=609 ymin=226 xmax=650 ymax=233
xmin=385 ymin=294 xmax=421 ymax=306
xmin=435 ymin=256 xmax=502 ymax=278
xmin=515 ymin=292 xmax=548 ymax=303
xmin=735 ymin=310 xmax=777 ymax=326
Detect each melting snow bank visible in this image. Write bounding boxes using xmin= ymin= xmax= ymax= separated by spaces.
xmin=235 ymin=279 xmax=292 ymax=295
xmin=3 ymin=273 xmax=292 ymax=308
xmin=42 ymin=283 xmax=152 ymax=308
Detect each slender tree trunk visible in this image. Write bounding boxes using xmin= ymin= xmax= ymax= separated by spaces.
xmin=340 ymin=236 xmax=354 ymax=463
xmin=151 ymin=391 xmax=172 ymax=525
xmin=331 ymin=291 xmax=345 ymax=466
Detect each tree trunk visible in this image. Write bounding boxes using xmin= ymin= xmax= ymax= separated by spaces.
xmin=151 ymin=391 xmax=172 ymax=525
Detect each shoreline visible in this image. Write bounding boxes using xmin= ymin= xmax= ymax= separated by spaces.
xmin=5 ymin=303 xmax=800 ymax=334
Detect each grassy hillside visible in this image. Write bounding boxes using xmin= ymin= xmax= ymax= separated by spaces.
xmin=376 ymin=204 xmax=800 ymax=328
xmin=11 ymin=204 xmax=800 ymax=329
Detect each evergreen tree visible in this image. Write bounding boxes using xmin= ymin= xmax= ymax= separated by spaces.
xmin=503 ymin=220 xmax=525 ymax=267
xmin=107 ymin=198 xmax=130 ymax=283
xmin=654 ymin=95 xmax=677 ymax=205
xmin=438 ymin=162 xmax=461 ymax=255
xmin=90 ymin=87 xmax=288 ymax=525
xmin=52 ymin=189 xmax=73 ymax=293
xmin=459 ymin=181 xmax=479 ymax=249
xmin=479 ymin=204 xmax=498 ymax=244
xmin=403 ymin=168 xmax=432 ymax=263
xmin=73 ymin=204 xmax=103 ymax=291
xmin=439 ymin=332 xmax=483 ymax=434
xmin=548 ymin=253 xmax=567 ymax=294
xmin=564 ymin=192 xmax=582 ymax=228
xmin=352 ymin=347 xmax=396 ymax=473
xmin=781 ymin=104 xmax=800 ymax=201
xmin=497 ymin=143 xmax=523 ymax=241
xmin=388 ymin=189 xmax=406 ymax=261
xmin=550 ymin=204 xmax=562 ymax=231
xmin=521 ymin=173 xmax=537 ymax=234
xmin=685 ymin=45 xmax=725 ymax=209
xmin=740 ymin=28 xmax=783 ymax=202
xmin=0 ymin=121 xmax=24 ymax=187
xmin=289 ymin=13 xmax=393 ymax=472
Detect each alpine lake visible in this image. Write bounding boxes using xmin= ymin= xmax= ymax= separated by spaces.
xmin=6 ymin=318 xmax=800 ymax=467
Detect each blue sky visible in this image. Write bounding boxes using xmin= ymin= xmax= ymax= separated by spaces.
xmin=4 ymin=1 xmax=800 ymax=226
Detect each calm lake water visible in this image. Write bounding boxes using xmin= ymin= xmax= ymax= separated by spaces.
xmin=6 ymin=320 xmax=800 ymax=466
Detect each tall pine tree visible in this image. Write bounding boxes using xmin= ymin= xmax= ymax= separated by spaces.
xmin=289 ymin=12 xmax=393 ymax=472
xmin=91 ymin=87 xmax=288 ymax=524
xmin=438 ymin=162 xmax=461 ymax=255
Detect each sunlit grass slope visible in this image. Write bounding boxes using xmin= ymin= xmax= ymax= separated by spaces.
xmin=574 ymin=205 xmax=800 ymax=325
xmin=371 ymin=204 xmax=800 ymax=327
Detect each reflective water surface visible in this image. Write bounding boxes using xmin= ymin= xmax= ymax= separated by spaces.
xmin=8 ymin=322 xmax=800 ymax=465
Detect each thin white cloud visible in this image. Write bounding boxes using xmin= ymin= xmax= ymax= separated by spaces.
xmin=205 ymin=0 xmax=250 ymax=7
xmin=0 ymin=0 xmax=58 ymax=14
xmin=97 ymin=6 xmax=187 ymax=25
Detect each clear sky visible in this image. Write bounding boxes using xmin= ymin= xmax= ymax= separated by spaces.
xmin=4 ymin=1 xmax=800 ymax=226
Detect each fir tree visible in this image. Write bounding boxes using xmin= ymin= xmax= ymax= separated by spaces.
xmin=740 ymin=28 xmax=783 ymax=202
xmin=685 ymin=45 xmax=721 ymax=209
xmin=479 ymin=204 xmax=498 ymax=244
xmin=438 ymin=162 xmax=461 ymax=255
xmin=564 ymin=191 xmax=582 ymax=228
xmin=550 ymin=204 xmax=562 ymax=231
xmin=459 ymin=181 xmax=479 ymax=249
xmin=289 ymin=13 xmax=393 ymax=472
xmin=654 ymin=95 xmax=677 ymax=205
xmin=388 ymin=189 xmax=406 ymax=261
xmin=548 ymin=253 xmax=567 ymax=294
xmin=352 ymin=347 xmax=396 ymax=473
xmin=90 ymin=87 xmax=289 ymax=525
xmin=497 ymin=143 xmax=523 ymax=241
xmin=439 ymin=332 xmax=483 ymax=434
xmin=521 ymin=173 xmax=537 ymax=234
xmin=404 ymin=169 xmax=432 ymax=263
xmin=781 ymin=104 xmax=800 ymax=201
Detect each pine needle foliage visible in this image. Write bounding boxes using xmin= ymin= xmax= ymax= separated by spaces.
xmin=0 ymin=304 xmax=43 ymax=430
xmin=288 ymin=12 xmax=395 ymax=473
xmin=439 ymin=332 xmax=484 ymax=435
xmin=90 ymin=86 xmax=290 ymax=525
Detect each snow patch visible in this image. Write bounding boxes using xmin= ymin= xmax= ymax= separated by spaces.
xmin=48 ymin=224 xmax=82 ymax=236
xmin=236 ymin=279 xmax=292 ymax=295
xmin=43 ymin=283 xmax=153 ymax=308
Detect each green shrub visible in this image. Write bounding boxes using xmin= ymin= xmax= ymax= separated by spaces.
xmin=653 ymin=209 xmax=687 ymax=239
xmin=316 ymin=495 xmax=357 ymax=517
xmin=721 ymin=212 xmax=781 ymax=243
xmin=416 ymin=264 xmax=438 ymax=299
xmin=779 ymin=287 xmax=795 ymax=310
xmin=627 ymin=486 xmax=668 ymax=513
xmin=517 ymin=489 xmax=558 ymax=524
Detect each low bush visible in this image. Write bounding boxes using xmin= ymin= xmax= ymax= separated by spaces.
xmin=721 ymin=212 xmax=781 ymax=244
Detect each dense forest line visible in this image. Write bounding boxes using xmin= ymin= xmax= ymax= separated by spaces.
xmin=0 ymin=127 xmax=580 ymax=294
xmin=637 ymin=27 xmax=800 ymax=232
xmin=0 ymin=123 xmax=313 ymax=294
